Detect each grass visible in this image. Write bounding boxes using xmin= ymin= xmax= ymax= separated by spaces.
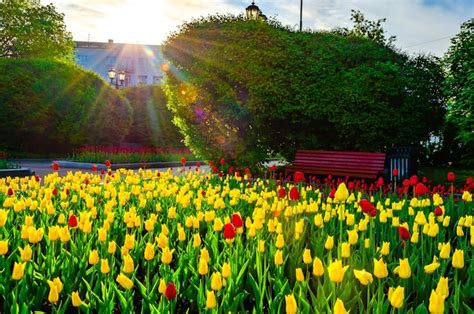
xmin=68 ymin=152 xmax=196 ymax=164
xmin=0 ymin=160 xmax=20 ymax=169
xmin=418 ymin=165 xmax=474 ymax=185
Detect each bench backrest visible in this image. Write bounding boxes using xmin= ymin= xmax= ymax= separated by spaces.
xmin=293 ymin=150 xmax=386 ymax=179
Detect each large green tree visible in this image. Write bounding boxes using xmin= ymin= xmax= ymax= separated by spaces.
xmin=0 ymin=59 xmax=132 ymax=153
xmin=444 ymin=19 xmax=474 ymax=165
xmin=0 ymin=1 xmax=73 ymax=59
xmin=162 ymin=15 xmax=445 ymax=165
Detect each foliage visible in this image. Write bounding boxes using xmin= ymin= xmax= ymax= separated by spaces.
xmin=0 ymin=1 xmax=73 ymax=60
xmin=443 ymin=18 xmax=474 ymax=167
xmin=0 ymin=59 xmax=133 ymax=154
xmin=162 ymin=15 xmax=445 ymax=165
xmin=121 ymin=86 xmax=185 ymax=147
xmin=0 ymin=169 xmax=472 ymax=312
xmin=69 ymin=146 xmax=194 ymax=164
xmin=333 ymin=9 xmax=396 ymax=47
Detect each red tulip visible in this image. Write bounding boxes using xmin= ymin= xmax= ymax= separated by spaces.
xmin=219 ymin=158 xmax=225 ymax=165
xmin=223 ymin=223 xmax=236 ymax=239
xmin=294 ymin=171 xmax=305 ymax=183
xmin=398 ymin=226 xmax=410 ymax=241
xmin=467 ymin=177 xmax=473 ymax=185
xmin=434 ymin=207 xmax=443 ymax=216
xmin=35 ymin=175 xmax=40 ymax=182
xmin=278 ymin=187 xmax=286 ymax=198
xmin=409 ymin=175 xmax=418 ymax=186
xmin=447 ymin=172 xmax=455 ymax=182
xmin=392 ymin=168 xmax=399 ymax=177
xmin=268 ymin=164 xmax=277 ymax=172
xmin=402 ymin=179 xmax=410 ymax=187
xmin=328 ymin=188 xmax=336 ymax=199
xmin=228 ymin=167 xmax=234 ymax=175
xmin=52 ymin=189 xmax=58 ymax=196
xmin=347 ymin=181 xmax=354 ymax=190
xmin=231 ymin=213 xmax=243 ymax=228
xmin=180 ymin=157 xmax=186 ymax=165
xmin=165 ymin=282 xmax=177 ymax=300
xmin=51 ymin=162 xmax=59 ymax=171
xmin=359 ymin=199 xmax=375 ymax=214
xmin=91 ymin=164 xmax=98 ymax=171
xmin=7 ymin=188 xmax=13 ymax=196
xmin=289 ymin=186 xmax=300 ymax=201
xmin=377 ymin=177 xmax=384 ymax=187
xmin=105 ymin=160 xmax=111 ymax=168
xmin=415 ymin=183 xmax=429 ymax=196
xmin=68 ymin=215 xmax=78 ymax=227
xmin=196 ymin=161 xmax=201 ymax=168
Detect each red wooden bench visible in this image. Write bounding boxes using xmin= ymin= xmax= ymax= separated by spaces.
xmin=285 ymin=150 xmax=386 ymax=179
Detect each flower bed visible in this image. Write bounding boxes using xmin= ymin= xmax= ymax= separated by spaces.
xmin=68 ymin=146 xmax=195 ymax=164
xmin=0 ymin=168 xmax=472 ymax=312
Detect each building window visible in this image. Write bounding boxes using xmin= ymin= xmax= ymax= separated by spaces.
xmin=76 ymin=55 xmax=88 ymax=65
xmin=153 ymin=76 xmax=162 ymax=84
xmin=138 ymin=75 xmax=148 ymax=85
xmin=105 ymin=56 xmax=117 ymax=66
xmin=121 ymin=57 xmax=135 ymax=72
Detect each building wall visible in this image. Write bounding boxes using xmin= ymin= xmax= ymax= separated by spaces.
xmin=74 ymin=40 xmax=164 ymax=87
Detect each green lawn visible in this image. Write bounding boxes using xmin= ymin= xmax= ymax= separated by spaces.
xmin=418 ymin=166 xmax=474 ymax=185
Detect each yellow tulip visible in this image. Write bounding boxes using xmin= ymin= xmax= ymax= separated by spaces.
xmin=213 ymin=217 xmax=223 ymax=232
xmin=59 ymin=227 xmax=70 ymax=243
xmin=411 ymin=232 xmax=419 ymax=244
xmin=380 ymin=242 xmax=390 ymax=256
xmin=312 ymin=257 xmax=324 ymax=277
xmin=124 ymin=233 xmax=135 ymax=250
xmin=198 ymin=257 xmax=208 ymax=275
xmin=158 ymin=279 xmax=166 ymax=294
xmin=48 ymin=226 xmax=60 ymax=241
xmin=364 ymin=238 xmax=370 ymax=249
xmin=206 ymin=290 xmax=216 ymax=309
xmin=353 ymin=269 xmax=373 ymax=285
xmin=88 ymin=250 xmax=99 ymax=265
xmin=373 ymin=258 xmax=388 ymax=279
xmin=328 ymin=260 xmax=348 ymax=283
xmin=274 ymin=249 xmax=283 ymax=266
xmin=325 ymin=236 xmax=334 ymax=250
xmin=222 ymin=262 xmax=231 ymax=279
xmin=424 ymin=257 xmax=440 ymax=274
xmin=334 ymin=298 xmax=347 ymax=314
xmin=47 ymin=281 xmax=59 ymax=304
xmin=347 ymin=230 xmax=358 ymax=245
xmin=57 ymin=213 xmax=66 ymax=225
xmin=178 ymin=226 xmax=186 ymax=242
xmin=100 ymin=259 xmax=110 ymax=274
xmin=435 ymin=277 xmax=449 ymax=298
xmin=285 ymin=294 xmax=297 ymax=314
xmin=439 ymin=242 xmax=450 ymax=259
xmin=98 ymin=227 xmax=107 ymax=242
xmin=295 ymin=268 xmax=304 ymax=282
xmin=161 ymin=247 xmax=175 ymax=264
xmin=394 ymin=258 xmax=411 ymax=279
xmin=200 ymin=248 xmax=210 ymax=262
xmin=12 ymin=262 xmax=25 ymax=280
xmin=19 ymin=244 xmax=32 ymax=262
xmin=258 ymin=240 xmax=265 ymax=253
xmin=276 ymin=234 xmax=285 ymax=249
xmin=334 ymin=183 xmax=349 ymax=202
xmin=452 ymin=249 xmax=464 ymax=269
xmin=71 ymin=291 xmax=82 ymax=307
xmin=341 ymin=242 xmax=351 ymax=258
xmin=429 ymin=290 xmax=445 ymax=314
xmin=302 ymin=249 xmax=312 ymax=264
xmin=116 ymin=273 xmax=134 ymax=290
xmin=144 ymin=243 xmax=155 ymax=261
xmin=0 ymin=209 xmax=8 ymax=227
xmin=388 ymin=286 xmax=404 ymax=309
xmin=108 ymin=241 xmax=116 ymax=254
xmin=193 ymin=233 xmax=201 ymax=248
xmin=123 ymin=254 xmax=134 ymax=273
xmin=211 ymin=272 xmax=223 ymax=291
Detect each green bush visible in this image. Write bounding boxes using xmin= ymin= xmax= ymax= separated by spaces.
xmin=121 ymin=85 xmax=184 ymax=147
xmin=0 ymin=59 xmax=132 ymax=153
xmin=162 ymin=15 xmax=445 ymax=165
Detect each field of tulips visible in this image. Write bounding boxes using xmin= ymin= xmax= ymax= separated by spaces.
xmin=0 ymin=165 xmax=472 ymax=313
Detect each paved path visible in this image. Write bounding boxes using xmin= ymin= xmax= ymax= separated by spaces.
xmin=16 ymin=160 xmax=208 ymax=177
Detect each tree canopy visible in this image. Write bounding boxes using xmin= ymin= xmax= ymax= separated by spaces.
xmin=0 ymin=1 xmax=73 ymax=59
xmin=0 ymin=59 xmax=132 ymax=153
xmin=162 ymin=15 xmax=445 ymax=165
xmin=444 ymin=18 xmax=474 ymax=165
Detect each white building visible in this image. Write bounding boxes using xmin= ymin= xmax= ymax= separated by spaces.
xmin=74 ymin=40 xmax=164 ymax=87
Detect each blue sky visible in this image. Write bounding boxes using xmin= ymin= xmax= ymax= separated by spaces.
xmin=46 ymin=0 xmax=473 ymax=56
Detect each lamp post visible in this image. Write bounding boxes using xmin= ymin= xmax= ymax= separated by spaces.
xmin=299 ymin=0 xmax=303 ymax=31
xmin=246 ymin=1 xmax=266 ymax=21
xmin=107 ymin=68 xmax=126 ymax=89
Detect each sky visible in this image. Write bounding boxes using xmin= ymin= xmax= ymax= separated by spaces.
xmin=46 ymin=0 xmax=473 ymax=56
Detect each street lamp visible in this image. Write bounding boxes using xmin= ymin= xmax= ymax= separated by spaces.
xmin=107 ymin=68 xmax=125 ymax=89
xmin=246 ymin=1 xmax=263 ymax=21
